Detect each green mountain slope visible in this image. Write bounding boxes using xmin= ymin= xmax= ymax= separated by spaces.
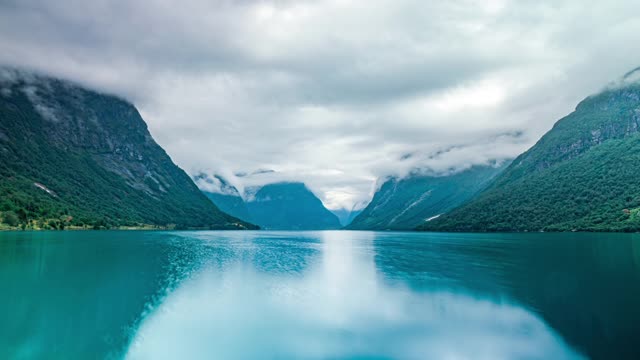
xmin=347 ymin=164 xmax=507 ymax=230
xmin=0 ymin=68 xmax=256 ymax=230
xmin=246 ymin=182 xmax=341 ymax=230
xmin=421 ymin=78 xmax=640 ymax=232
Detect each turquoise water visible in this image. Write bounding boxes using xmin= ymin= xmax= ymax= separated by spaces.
xmin=1 ymin=231 xmax=639 ymax=359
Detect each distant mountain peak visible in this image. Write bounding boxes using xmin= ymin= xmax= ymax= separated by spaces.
xmin=246 ymin=182 xmax=340 ymax=230
xmin=199 ymin=179 xmax=341 ymax=230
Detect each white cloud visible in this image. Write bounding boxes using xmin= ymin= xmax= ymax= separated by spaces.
xmin=1 ymin=0 xmax=639 ymax=209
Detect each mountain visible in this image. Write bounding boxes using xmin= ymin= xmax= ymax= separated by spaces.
xmin=195 ymin=175 xmax=341 ymax=230
xmin=0 ymin=68 xmax=256 ymax=230
xmin=347 ymin=164 xmax=507 ymax=230
xmin=195 ymin=174 xmax=251 ymax=222
xmin=332 ymin=206 xmax=364 ymax=227
xmin=421 ymin=73 xmax=640 ymax=232
xmin=245 ymin=182 xmax=341 ymax=230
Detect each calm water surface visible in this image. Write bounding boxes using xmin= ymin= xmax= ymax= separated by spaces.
xmin=1 ymin=231 xmax=639 ymax=360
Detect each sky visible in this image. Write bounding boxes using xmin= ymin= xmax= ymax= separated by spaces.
xmin=1 ymin=0 xmax=639 ymax=210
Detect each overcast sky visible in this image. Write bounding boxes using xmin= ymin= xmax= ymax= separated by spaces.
xmin=1 ymin=0 xmax=639 ymax=210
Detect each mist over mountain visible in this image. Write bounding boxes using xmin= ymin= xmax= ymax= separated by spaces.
xmin=196 ymin=174 xmax=341 ymax=230
xmin=0 ymin=68 xmax=255 ymax=230
xmin=347 ymin=163 xmax=508 ymax=230
xmin=3 ymin=1 xmax=638 ymax=211
xmin=3 ymin=3 xmax=640 ymax=360
xmin=195 ymin=174 xmax=252 ymax=223
xmin=422 ymin=72 xmax=640 ymax=232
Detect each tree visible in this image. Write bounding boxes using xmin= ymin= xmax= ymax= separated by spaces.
xmin=2 ymin=211 xmax=19 ymax=227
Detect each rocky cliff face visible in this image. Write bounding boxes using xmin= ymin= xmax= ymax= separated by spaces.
xmin=16 ymin=72 xmax=179 ymax=197
xmin=0 ymin=68 xmax=256 ymax=229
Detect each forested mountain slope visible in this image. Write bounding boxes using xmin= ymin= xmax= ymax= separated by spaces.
xmin=0 ymin=68 xmax=256 ymax=230
xmin=422 ymin=76 xmax=640 ymax=232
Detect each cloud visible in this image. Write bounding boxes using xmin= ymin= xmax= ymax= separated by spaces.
xmin=1 ymin=0 xmax=639 ymax=209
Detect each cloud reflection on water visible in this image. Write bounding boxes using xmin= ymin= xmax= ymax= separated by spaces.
xmin=126 ymin=231 xmax=584 ymax=360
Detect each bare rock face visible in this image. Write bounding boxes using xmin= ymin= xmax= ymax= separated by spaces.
xmin=15 ymin=73 xmax=169 ymax=196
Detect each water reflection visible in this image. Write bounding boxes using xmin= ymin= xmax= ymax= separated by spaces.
xmin=371 ymin=232 xmax=640 ymax=360
xmin=126 ymin=231 xmax=583 ymax=360
xmin=490 ymin=233 xmax=640 ymax=360
xmin=3 ymin=231 xmax=638 ymax=359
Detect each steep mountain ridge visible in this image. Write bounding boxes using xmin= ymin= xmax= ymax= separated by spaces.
xmin=0 ymin=68 xmax=255 ymax=230
xmin=347 ymin=164 xmax=507 ymax=230
xmin=421 ymin=79 xmax=640 ymax=232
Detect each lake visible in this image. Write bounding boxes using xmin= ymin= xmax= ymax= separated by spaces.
xmin=1 ymin=231 xmax=639 ymax=360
